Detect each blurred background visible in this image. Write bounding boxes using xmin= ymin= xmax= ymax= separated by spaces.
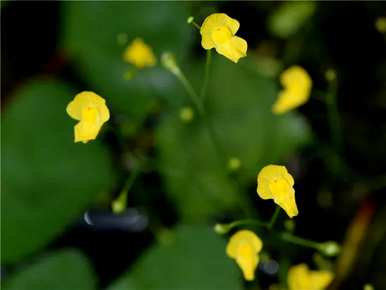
xmin=2 ymin=2 xmax=386 ymax=290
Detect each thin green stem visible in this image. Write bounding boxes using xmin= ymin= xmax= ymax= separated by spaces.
xmin=268 ymin=206 xmax=281 ymax=230
xmin=112 ymin=164 xmax=140 ymax=213
xmin=174 ymin=70 xmax=226 ymax=163
xmin=200 ymin=50 xmax=212 ymax=102
xmin=191 ymin=21 xmax=201 ymax=30
xmin=216 ymin=218 xmax=324 ymax=252
xmin=228 ymin=219 xmax=268 ymax=231
xmin=326 ymin=78 xmax=342 ymax=153
xmin=278 ymin=232 xmax=322 ymax=251
xmin=174 ymin=71 xmax=204 ymax=115
xmin=170 ymin=63 xmax=254 ymax=216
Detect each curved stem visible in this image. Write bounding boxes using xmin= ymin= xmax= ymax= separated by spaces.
xmin=228 ymin=219 xmax=268 ymax=231
xmin=174 ymin=71 xmax=204 ymax=115
xmin=278 ymin=232 xmax=321 ymax=251
xmin=112 ymin=165 xmax=140 ymax=213
xmin=268 ymin=206 xmax=281 ymax=230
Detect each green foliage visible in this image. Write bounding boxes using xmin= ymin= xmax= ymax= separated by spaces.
xmin=61 ymin=2 xmax=192 ymax=129
xmin=157 ymin=57 xmax=311 ymax=221
xmin=1 ymin=80 xmax=116 ymax=263
xmin=3 ymin=249 xmax=96 ymax=290
xmin=268 ymin=2 xmax=316 ymax=38
xmin=107 ymin=225 xmax=242 ymax=290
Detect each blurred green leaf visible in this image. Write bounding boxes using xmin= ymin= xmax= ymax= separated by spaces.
xmin=2 ymin=80 xmax=116 ymax=263
xmin=107 ymin=225 xmax=242 ymax=290
xmin=157 ymin=57 xmax=311 ymax=221
xmin=3 ymin=249 xmax=96 ymax=290
xmin=268 ymin=2 xmax=316 ymax=38
xmin=61 ymin=2 xmax=192 ymax=128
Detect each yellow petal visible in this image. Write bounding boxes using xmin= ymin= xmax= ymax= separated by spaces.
xmin=226 ymin=230 xmax=262 ymax=281
xmin=309 ymin=271 xmax=334 ymax=290
xmin=201 ymin=13 xmax=240 ymax=37
xmin=66 ymin=91 xmax=109 ymax=121
xmin=271 ymin=185 xmax=298 ymax=218
xmin=273 ymin=66 xmax=312 ymax=114
xmin=123 ymin=38 xmax=156 ymax=68
xmin=200 ymin=13 xmax=240 ymax=50
xmin=74 ymin=120 xmax=101 ymax=143
xmin=288 ymin=264 xmax=333 ymax=290
xmin=235 ymin=242 xmax=259 ymax=281
xmin=256 ymin=165 xmax=298 ymax=218
xmin=215 ymin=36 xmax=247 ymax=63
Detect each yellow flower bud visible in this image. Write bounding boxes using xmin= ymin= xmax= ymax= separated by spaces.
xmin=272 ymin=66 xmax=312 ymax=114
xmin=123 ymin=38 xmax=156 ymax=69
xmin=288 ymin=264 xmax=334 ymax=290
xmin=66 ymin=91 xmax=110 ymax=143
xmin=257 ymin=165 xmax=298 ymax=218
xmin=200 ymin=13 xmax=247 ymax=63
xmin=226 ymin=230 xmax=262 ymax=281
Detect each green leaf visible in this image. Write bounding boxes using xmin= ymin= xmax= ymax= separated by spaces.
xmin=107 ymin=225 xmax=242 ymax=290
xmin=157 ymin=57 xmax=311 ymax=221
xmin=61 ymin=2 xmax=192 ymax=127
xmin=268 ymin=2 xmax=316 ymax=38
xmin=2 ymin=80 xmax=116 ymax=263
xmin=3 ymin=249 xmax=96 ymax=290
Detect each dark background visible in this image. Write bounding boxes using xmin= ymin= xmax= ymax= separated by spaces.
xmin=2 ymin=2 xmax=386 ymax=290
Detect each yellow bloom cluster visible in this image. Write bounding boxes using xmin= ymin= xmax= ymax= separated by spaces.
xmin=288 ymin=264 xmax=334 ymax=290
xmin=66 ymin=91 xmax=110 ymax=143
xmin=200 ymin=13 xmax=247 ymax=63
xmin=226 ymin=230 xmax=262 ymax=281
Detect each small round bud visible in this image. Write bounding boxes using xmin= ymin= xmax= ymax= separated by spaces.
xmin=179 ymin=106 xmax=194 ymax=123
xmin=319 ymin=241 xmax=341 ymax=257
xmin=284 ymin=219 xmax=296 ymax=232
xmin=214 ymin=223 xmax=229 ymax=235
xmin=364 ymin=283 xmax=374 ymax=290
xmin=375 ymin=17 xmax=386 ymax=33
xmin=325 ymin=69 xmax=336 ymax=82
xmin=161 ymin=52 xmax=180 ymax=75
xmin=187 ymin=16 xmax=194 ymax=24
xmin=112 ymin=199 xmax=125 ymax=214
xmin=228 ymin=157 xmax=241 ymax=171
xmin=123 ymin=70 xmax=134 ymax=80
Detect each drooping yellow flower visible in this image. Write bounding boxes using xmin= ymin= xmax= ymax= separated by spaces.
xmin=123 ymin=38 xmax=156 ymax=68
xmin=200 ymin=13 xmax=247 ymax=63
xmin=226 ymin=230 xmax=262 ymax=281
xmin=272 ymin=66 xmax=312 ymax=114
xmin=66 ymin=91 xmax=110 ymax=143
xmin=256 ymin=165 xmax=298 ymax=218
xmin=288 ymin=264 xmax=334 ymax=290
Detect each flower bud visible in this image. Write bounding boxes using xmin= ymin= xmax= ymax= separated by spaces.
xmin=319 ymin=241 xmax=341 ymax=257
xmin=161 ymin=52 xmax=180 ymax=75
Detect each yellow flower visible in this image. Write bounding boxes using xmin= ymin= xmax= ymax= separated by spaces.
xmin=226 ymin=230 xmax=262 ymax=281
xmin=272 ymin=66 xmax=312 ymax=114
xmin=66 ymin=91 xmax=110 ymax=143
xmin=200 ymin=13 xmax=247 ymax=63
xmin=123 ymin=38 xmax=156 ymax=68
xmin=288 ymin=264 xmax=334 ymax=290
xmin=256 ymin=165 xmax=298 ymax=218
